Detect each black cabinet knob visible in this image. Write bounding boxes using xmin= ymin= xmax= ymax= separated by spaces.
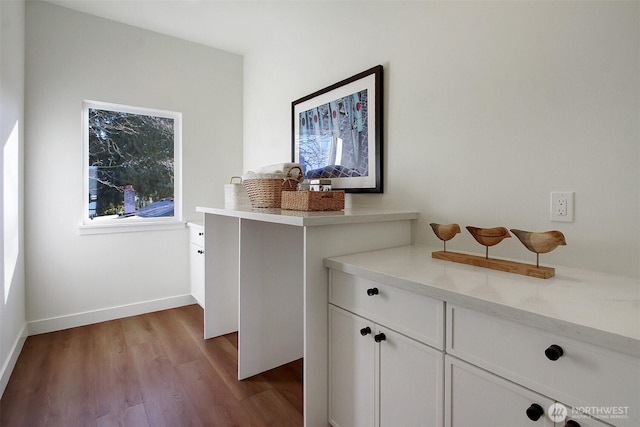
xmin=198 ymin=232 xmax=204 ymax=236
xmin=374 ymin=333 xmax=386 ymax=342
xmin=197 ymin=249 xmax=204 ymax=254
xmin=526 ymin=403 xmax=544 ymax=421
xmin=360 ymin=327 xmax=371 ymax=336
xmin=565 ymin=420 xmax=580 ymax=427
xmin=366 ymin=288 xmax=379 ymax=296
xmin=545 ymin=344 xmax=564 ymax=361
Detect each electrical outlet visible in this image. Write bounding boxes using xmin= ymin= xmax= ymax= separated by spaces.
xmin=556 ymin=197 xmax=567 ymax=216
xmin=550 ymin=192 xmax=574 ymax=222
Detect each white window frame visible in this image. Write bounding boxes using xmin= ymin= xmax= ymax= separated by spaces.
xmin=79 ymin=100 xmax=183 ymax=235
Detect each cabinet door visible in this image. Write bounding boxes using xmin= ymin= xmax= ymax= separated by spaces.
xmin=189 ymin=243 xmax=204 ymax=307
xmin=445 ymin=356 xmax=554 ymax=427
xmin=378 ymin=327 xmax=444 ymax=427
xmin=329 ymin=305 xmax=375 ymax=427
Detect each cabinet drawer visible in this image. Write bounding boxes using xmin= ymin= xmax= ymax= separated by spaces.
xmin=446 ymin=357 xmax=614 ymax=427
xmin=445 ymin=356 xmax=554 ymax=427
xmin=329 ymin=270 xmax=444 ymax=349
xmin=189 ymin=223 xmax=204 ymax=247
xmin=447 ymin=304 xmax=639 ymax=426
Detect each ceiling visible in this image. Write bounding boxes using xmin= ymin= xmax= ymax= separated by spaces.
xmin=45 ymin=0 xmax=402 ymax=55
xmin=45 ymin=0 xmax=298 ymax=55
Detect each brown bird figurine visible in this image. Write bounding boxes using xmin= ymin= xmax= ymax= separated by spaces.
xmin=510 ymin=229 xmax=567 ymax=267
xmin=465 ymin=226 xmax=511 ymax=258
xmin=430 ymin=223 xmax=461 ymax=252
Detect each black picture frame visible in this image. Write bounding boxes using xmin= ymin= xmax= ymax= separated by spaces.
xmin=291 ymin=65 xmax=383 ymax=193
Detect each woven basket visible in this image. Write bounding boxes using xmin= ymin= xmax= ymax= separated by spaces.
xmin=281 ymin=190 xmax=345 ymax=211
xmin=243 ymin=167 xmax=303 ymax=208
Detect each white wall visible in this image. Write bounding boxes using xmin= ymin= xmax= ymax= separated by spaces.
xmin=17 ymin=0 xmax=640 ymax=337
xmin=242 ymin=1 xmax=639 ymax=277
xmin=24 ymin=1 xmax=243 ymax=329
xmin=1 ymin=0 xmax=27 ymax=397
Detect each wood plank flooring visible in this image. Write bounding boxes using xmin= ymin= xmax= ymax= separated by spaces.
xmin=0 ymin=304 xmax=303 ymax=427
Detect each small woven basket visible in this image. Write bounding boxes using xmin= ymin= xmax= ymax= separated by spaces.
xmin=243 ymin=167 xmax=303 ymax=208
xmin=281 ymin=190 xmax=345 ymax=211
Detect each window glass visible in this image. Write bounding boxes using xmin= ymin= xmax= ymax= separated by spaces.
xmin=83 ymin=101 xmax=181 ymax=227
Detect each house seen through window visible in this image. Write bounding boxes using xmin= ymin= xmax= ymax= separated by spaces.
xmin=83 ymin=101 xmax=181 ymax=225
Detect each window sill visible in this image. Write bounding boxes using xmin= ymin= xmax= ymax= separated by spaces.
xmin=78 ymin=219 xmax=186 ymax=235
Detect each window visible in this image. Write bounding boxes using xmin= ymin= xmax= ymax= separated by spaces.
xmin=81 ymin=101 xmax=182 ymax=234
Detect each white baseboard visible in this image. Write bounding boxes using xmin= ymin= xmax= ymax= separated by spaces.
xmin=27 ymin=294 xmax=197 ymax=336
xmin=0 ymin=323 xmax=28 ymax=398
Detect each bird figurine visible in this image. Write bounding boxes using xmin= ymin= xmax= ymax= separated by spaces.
xmin=465 ymin=226 xmax=511 ymax=258
xmin=430 ymin=223 xmax=461 ymax=252
xmin=510 ymin=229 xmax=567 ymax=267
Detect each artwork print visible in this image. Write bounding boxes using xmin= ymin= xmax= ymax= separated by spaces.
xmin=292 ymin=65 xmax=382 ymax=193
xmin=299 ymin=89 xmax=368 ymax=178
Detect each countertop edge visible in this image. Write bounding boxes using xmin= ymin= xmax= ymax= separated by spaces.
xmin=196 ymin=206 xmax=419 ymax=226
xmin=324 ymin=248 xmax=640 ymax=358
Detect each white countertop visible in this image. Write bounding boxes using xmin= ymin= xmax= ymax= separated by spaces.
xmin=196 ymin=206 xmax=418 ymax=227
xmin=324 ymin=244 xmax=640 ymax=357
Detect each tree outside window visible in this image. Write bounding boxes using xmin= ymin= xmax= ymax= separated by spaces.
xmin=83 ymin=101 xmax=181 ymax=225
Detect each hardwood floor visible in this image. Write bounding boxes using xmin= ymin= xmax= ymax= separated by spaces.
xmin=0 ymin=304 xmax=303 ymax=427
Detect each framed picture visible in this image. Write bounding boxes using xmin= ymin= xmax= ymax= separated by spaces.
xmin=292 ymin=65 xmax=383 ymax=193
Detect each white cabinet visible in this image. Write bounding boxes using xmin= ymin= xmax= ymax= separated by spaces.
xmin=445 ymin=356 xmax=611 ymax=427
xmin=328 ymin=272 xmax=444 ymax=427
xmin=446 ymin=304 xmax=639 ymax=427
xmin=445 ymin=356 xmax=555 ymax=427
xmin=378 ymin=323 xmax=443 ymax=427
xmin=188 ymin=222 xmax=204 ymax=307
xmin=325 ymin=245 xmax=639 ymax=427
xmin=329 ymin=306 xmax=375 ymax=427
xmin=329 ymin=270 xmax=444 ymax=348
